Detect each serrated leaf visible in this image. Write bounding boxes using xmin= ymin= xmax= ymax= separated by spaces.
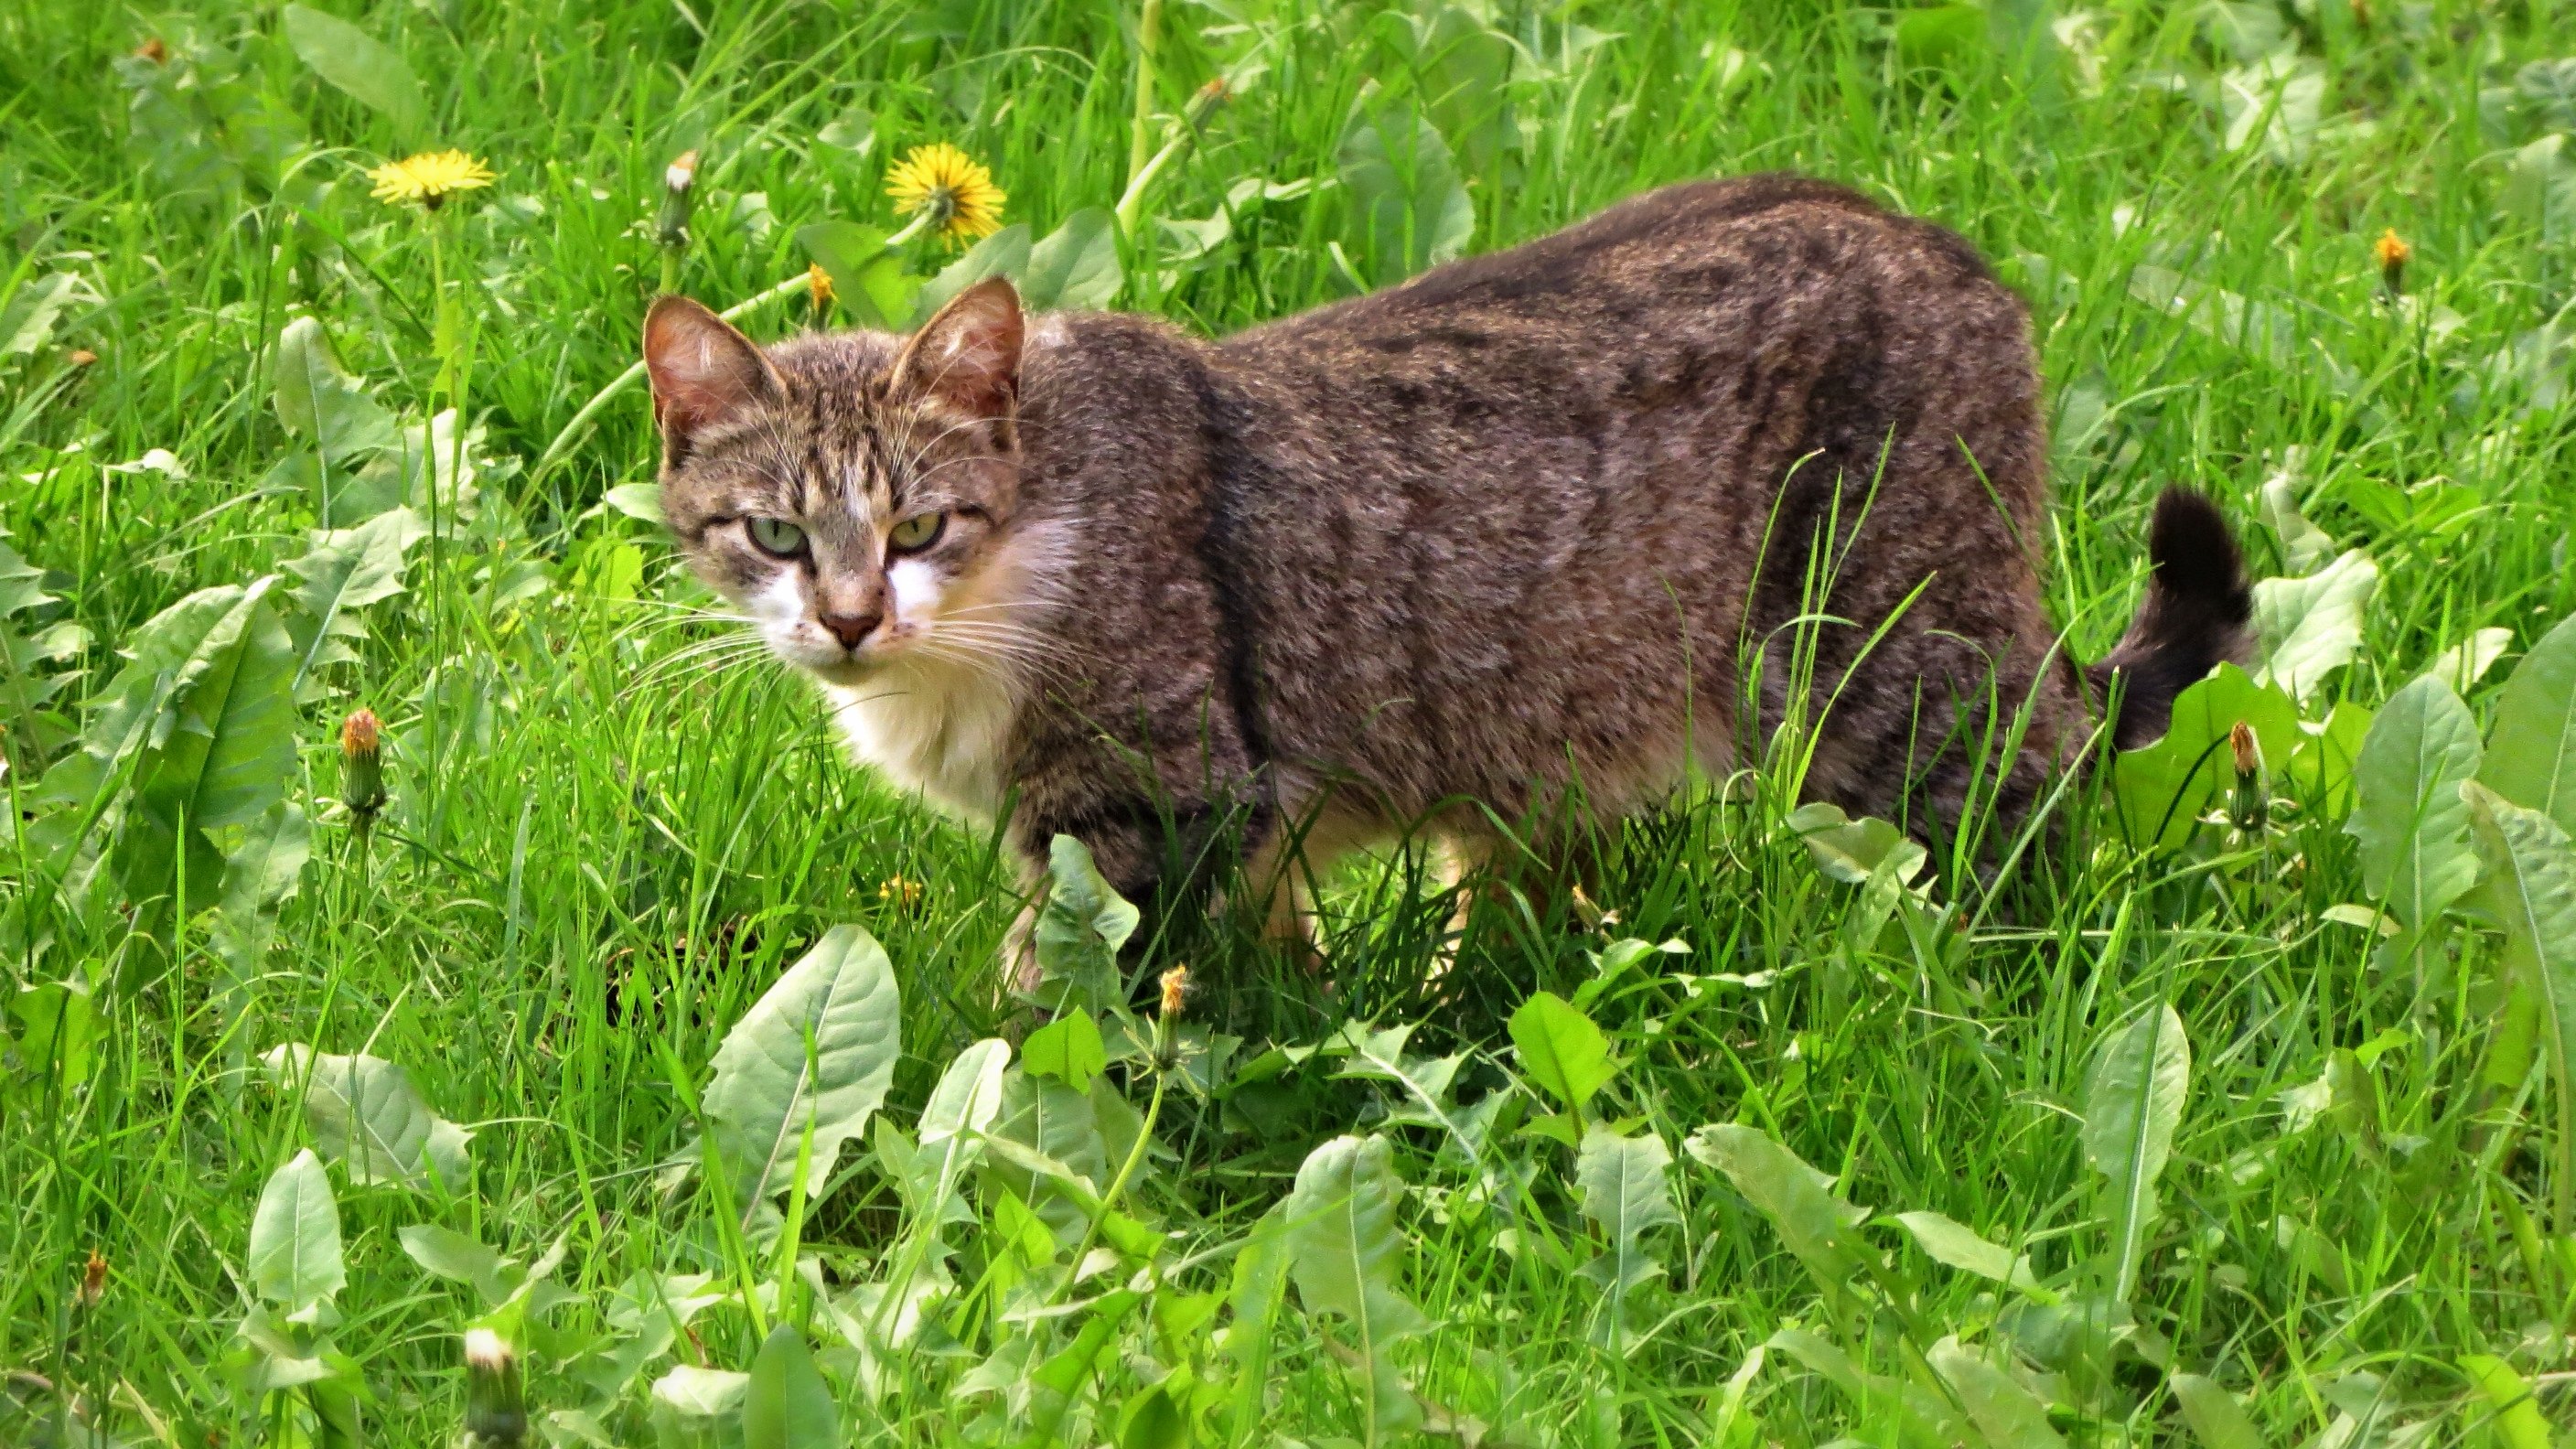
xmin=2113 ymin=663 xmax=2303 ymax=848
xmin=263 ymin=1044 xmax=475 ymax=1190
xmin=2080 ymin=1004 xmax=2190 ymax=1304
xmin=398 ymin=1223 xmax=506 ymax=1304
xmin=2462 ymin=780 xmax=2576 ymax=1229
xmin=1021 ymin=208 xmax=1123 ymax=310
xmin=282 ymin=5 xmax=426 ymax=135
xmin=1339 ymin=100 xmax=1474 ymax=287
xmin=1287 ymin=1135 xmax=1424 ymax=1442
xmin=1573 ymin=1124 xmax=1676 ymax=1348
xmin=919 ymin=1037 xmax=1012 ymax=1145
xmin=1030 ymin=835 xmax=1139 ymax=1013
xmin=1927 ymin=1336 xmax=2066 ymax=1449
xmin=2258 ymin=467 xmax=2336 ymax=574
xmin=1508 ymin=991 xmax=1615 ymax=1114
xmin=2168 ymin=1372 xmax=2265 ymax=1449
xmin=912 ymin=224 xmax=1032 ymax=326
xmin=2483 ymin=614 xmax=2576 ymax=835
xmin=1686 ymin=1124 xmax=1870 ymax=1293
xmin=273 ymin=317 xmax=396 ymax=466
xmin=1892 ymin=1211 xmax=2048 ymax=1299
xmin=797 ymin=220 xmax=921 ymax=331
xmin=284 ymin=507 xmax=424 ymax=700
xmin=2347 ymin=674 xmax=2482 ymax=934
xmin=2427 ymin=627 xmax=2514 ymax=692
xmin=0 ymin=273 xmax=87 ymax=360
xmin=2461 ymin=1355 xmax=2552 ymax=1449
xmin=2254 ymin=549 xmax=2377 ymax=701
xmin=1786 ymin=801 xmax=1925 ymax=886
xmin=248 ymin=1149 xmax=343 ymax=1315
xmin=744 ymin=1323 xmax=837 ymax=1449
xmin=704 ymin=924 xmax=901 ymax=1219
xmin=1765 ymin=1326 xmax=1957 ymax=1444
xmin=1021 ymin=1010 xmax=1107 ymax=1091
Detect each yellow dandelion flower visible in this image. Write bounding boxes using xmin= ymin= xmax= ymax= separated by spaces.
xmin=885 ymin=143 xmax=1006 ymax=244
xmin=368 ymin=149 xmax=496 ymax=210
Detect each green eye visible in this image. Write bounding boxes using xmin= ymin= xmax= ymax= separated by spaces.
xmin=888 ymin=512 xmax=947 ymax=553
xmin=746 ymin=517 xmax=806 ymax=556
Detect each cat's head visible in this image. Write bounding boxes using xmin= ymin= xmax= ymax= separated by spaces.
xmin=642 ymin=279 xmax=1035 ymax=689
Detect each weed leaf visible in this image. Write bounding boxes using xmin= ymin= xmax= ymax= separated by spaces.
xmin=1031 ymin=834 xmax=1140 ymax=1012
xmin=2461 ymin=1355 xmax=2552 ymax=1449
xmin=704 ymin=924 xmax=901 ymax=1217
xmin=1927 ymin=1336 xmax=2066 ymax=1449
xmin=2079 ymin=1004 xmax=2190 ymax=1304
xmin=745 ymin=1322 xmax=838 ymax=1449
xmin=913 ymin=224 xmax=1033 ymax=326
xmin=798 ymin=221 xmax=919 ymax=330
xmin=284 ymin=507 xmax=425 ymax=700
xmin=273 ymin=317 xmax=396 ymax=467
xmin=1022 ymin=207 xmax=1123 ymax=310
xmin=263 ymin=1043 xmax=475 ymax=1191
xmin=249 ymin=1149 xmax=343 ymax=1315
xmin=2461 ymin=781 xmax=2576 ymax=1229
xmin=1339 ymin=99 xmax=1474 ymax=287
xmin=281 ymin=5 xmax=426 ymax=136
xmin=397 ymin=1223 xmax=506 ymax=1304
xmin=1573 ymin=1123 xmax=1677 ymax=1347
xmin=1686 ymin=1124 xmax=1869 ymax=1293
xmin=1287 ymin=1134 xmax=1426 ymax=1441
xmin=1892 ymin=1211 xmax=2047 ymax=1299
xmin=2482 ymin=613 xmax=2576 ymax=834
xmin=2347 ymin=673 xmax=2482 ymax=933
xmin=2254 ymin=549 xmax=2377 ymax=701
xmin=1508 ymin=991 xmax=1615 ymax=1118
xmin=2168 ymin=1373 xmax=2265 ymax=1449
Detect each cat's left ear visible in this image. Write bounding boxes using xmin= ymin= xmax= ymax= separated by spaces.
xmin=643 ymin=295 xmax=782 ymax=464
xmin=891 ymin=277 xmax=1023 ymax=425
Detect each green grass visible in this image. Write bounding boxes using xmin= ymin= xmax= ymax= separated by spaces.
xmin=6 ymin=0 xmax=2576 ymax=1445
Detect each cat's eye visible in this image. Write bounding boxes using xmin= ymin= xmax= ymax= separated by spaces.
xmin=888 ymin=512 xmax=947 ymax=553
xmin=746 ymin=517 xmax=806 ymax=556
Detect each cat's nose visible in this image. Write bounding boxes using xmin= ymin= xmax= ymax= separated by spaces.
xmin=819 ymin=610 xmax=882 ymax=650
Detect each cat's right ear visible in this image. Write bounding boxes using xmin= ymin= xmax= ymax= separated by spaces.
xmin=642 ymin=296 xmax=781 ymax=464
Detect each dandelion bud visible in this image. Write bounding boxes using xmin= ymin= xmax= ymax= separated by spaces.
xmin=463 ymin=1327 xmax=526 ymax=1446
xmin=76 ymin=1250 xmax=106 ymax=1310
xmin=2374 ymin=229 xmax=2410 ymax=298
xmin=2227 ymin=720 xmax=2267 ymax=833
xmin=340 ymin=708 xmax=386 ymax=821
xmin=66 ymin=349 xmax=96 ymax=368
xmin=134 ymin=37 xmax=166 ymax=63
xmin=1158 ymin=965 xmax=1189 ymax=1019
xmin=808 ymin=262 xmax=834 ymax=316
xmin=657 ymin=149 xmax=698 ymax=252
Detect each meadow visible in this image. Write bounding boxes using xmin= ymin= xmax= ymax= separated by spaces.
xmin=7 ymin=0 xmax=2576 ymax=1444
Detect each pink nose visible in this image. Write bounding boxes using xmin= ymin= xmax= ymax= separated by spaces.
xmin=820 ymin=610 xmax=880 ymax=649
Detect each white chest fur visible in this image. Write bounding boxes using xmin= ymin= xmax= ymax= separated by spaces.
xmin=825 ymin=657 xmax=1021 ymax=822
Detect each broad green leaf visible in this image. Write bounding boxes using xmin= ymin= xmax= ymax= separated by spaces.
xmin=704 ymin=925 xmax=901 ymax=1216
xmin=2169 ymin=1373 xmax=2265 ymax=1449
xmin=2254 ymin=548 xmax=2377 ymax=701
xmin=1021 ymin=1009 xmax=1107 ymax=1091
xmin=2080 ymin=1004 xmax=2191 ymax=1304
xmin=2462 ymin=781 xmax=2576 ymax=1229
xmin=1765 ymin=1327 xmax=1957 ymax=1444
xmin=1030 ymin=835 xmax=1139 ymax=1013
xmin=284 ymin=507 xmax=425 ymax=700
xmin=262 ymin=1044 xmax=474 ymax=1190
xmin=273 ymin=318 xmax=395 ymax=467
xmin=912 ymin=224 xmax=1033 ymax=326
xmin=2506 ymin=134 xmax=2576 ymax=244
xmin=248 ymin=1149 xmax=343 ymax=1315
xmin=1685 ymin=1124 xmax=1869 ymax=1293
xmin=1338 ymin=100 xmax=1474 ymax=287
xmin=1573 ymin=1124 xmax=1677 ymax=1348
xmin=2112 ymin=663 xmax=2302 ymax=848
xmin=1117 ymin=1383 xmax=1188 ymax=1449
xmin=1785 ymin=802 xmax=1924 ymax=886
xmin=1286 ymin=1135 xmax=1424 ymax=1443
xmin=207 ymin=802 xmax=312 ymax=1076
xmin=2346 ymin=674 xmax=2481 ymax=933
xmin=397 ymin=1223 xmax=506 ymax=1304
xmin=115 ymin=578 xmax=300 ymax=912
xmin=2483 ymin=614 xmax=2576 ymax=835
xmin=797 ymin=220 xmax=920 ymax=331
xmin=2461 ymin=1355 xmax=2552 ymax=1449
xmin=2427 ymin=627 xmax=2514 ymax=692
xmin=744 ymin=1323 xmax=837 ymax=1449
xmin=985 ymin=1069 xmax=1110 ymax=1240
xmin=0 ymin=273 xmax=87 ymax=359
xmin=2258 ymin=468 xmax=2336 ymax=574
xmin=1021 ymin=208 xmax=1123 ymax=310
xmin=649 ymin=1365 xmax=749 ymax=1438
xmin=11 ymin=977 xmax=98 ymax=1087
xmin=281 ymin=5 xmax=426 ymax=135
xmin=600 ymin=482 xmax=663 ymax=523
xmin=1708 ymin=1344 xmax=1766 ymax=1449
xmin=1892 ymin=1211 xmax=2047 ymax=1299
xmin=1221 ymin=1203 xmax=1293 ymax=1444
xmin=1927 ymin=1337 xmax=2066 ymax=1449
xmin=2288 ymin=699 xmax=2371 ymax=817
xmin=1508 ymin=991 xmax=1615 ymax=1115
xmin=918 ymin=1037 xmax=1011 ymax=1145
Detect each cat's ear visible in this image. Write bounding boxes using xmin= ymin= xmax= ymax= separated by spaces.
xmin=890 ymin=277 xmax=1023 ymax=422
xmin=642 ymin=295 xmax=781 ymax=460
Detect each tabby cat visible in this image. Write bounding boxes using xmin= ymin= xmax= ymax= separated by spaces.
xmin=641 ymin=175 xmax=2249 ymax=979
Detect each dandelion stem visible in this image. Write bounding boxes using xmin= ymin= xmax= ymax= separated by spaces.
xmin=1125 ymin=0 xmax=1165 ymax=199
xmin=1115 ymin=79 xmax=1229 ymax=239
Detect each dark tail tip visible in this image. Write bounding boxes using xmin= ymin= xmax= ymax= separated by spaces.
xmin=2088 ymin=488 xmax=2254 ymax=750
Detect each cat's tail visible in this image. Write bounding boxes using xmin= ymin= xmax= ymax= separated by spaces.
xmin=2085 ymin=488 xmax=2254 ymax=750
